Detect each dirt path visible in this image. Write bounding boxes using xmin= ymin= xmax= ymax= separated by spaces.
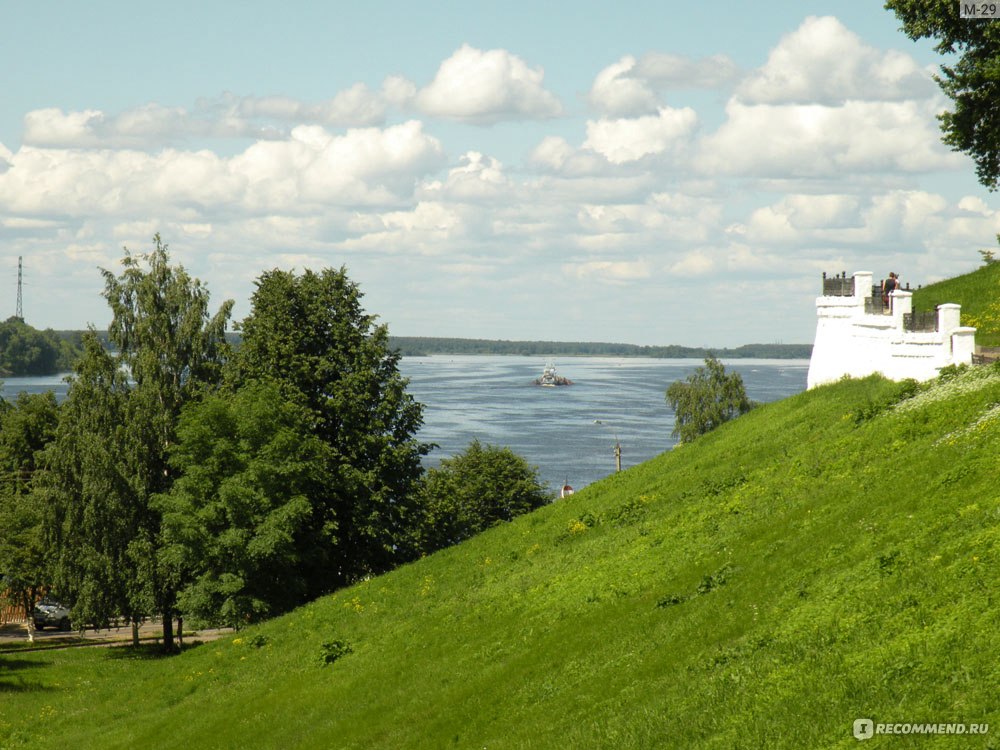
xmin=0 ymin=619 xmax=233 ymax=652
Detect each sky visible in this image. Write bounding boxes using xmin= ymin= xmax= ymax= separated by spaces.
xmin=2 ymin=0 xmax=998 ymax=347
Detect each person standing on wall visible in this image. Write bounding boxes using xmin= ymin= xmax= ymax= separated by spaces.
xmin=882 ymin=272 xmax=898 ymax=312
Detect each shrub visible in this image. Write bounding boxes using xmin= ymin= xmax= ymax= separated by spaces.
xmin=665 ymin=357 xmax=753 ymax=443
xmin=319 ymin=639 xmax=353 ymax=666
xmin=416 ymin=440 xmax=552 ymax=553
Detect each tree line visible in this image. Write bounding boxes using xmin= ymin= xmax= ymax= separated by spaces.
xmin=389 ymin=337 xmax=812 ymax=359
xmin=0 ymin=323 xmax=811 ymax=378
xmin=0 ymin=318 xmax=84 ymax=377
xmin=0 ymin=236 xmax=550 ymax=650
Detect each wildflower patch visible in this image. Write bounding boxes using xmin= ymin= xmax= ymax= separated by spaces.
xmin=935 ymin=402 xmax=1000 ymax=446
xmin=893 ymin=365 xmax=1000 ymax=414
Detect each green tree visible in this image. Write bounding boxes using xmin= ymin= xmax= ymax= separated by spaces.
xmin=40 ymin=334 xmax=141 ymax=639
xmin=0 ymin=318 xmax=62 ymax=377
xmin=230 ymin=267 xmax=429 ymax=589
xmin=156 ymin=382 xmax=334 ymax=628
xmin=416 ymin=440 xmax=552 ymax=553
xmin=42 ymin=236 xmax=232 ymax=650
xmin=666 ymin=357 xmax=754 ymax=443
xmin=886 ymin=1 xmax=1000 ymax=190
xmin=0 ymin=392 xmax=60 ymax=641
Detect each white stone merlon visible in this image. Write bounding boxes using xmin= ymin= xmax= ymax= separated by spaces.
xmin=952 ymin=327 xmax=977 ymax=362
xmin=938 ymin=303 xmax=961 ymax=335
xmin=806 ymin=272 xmax=978 ymax=389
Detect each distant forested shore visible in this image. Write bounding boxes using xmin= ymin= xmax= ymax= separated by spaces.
xmin=0 ymin=318 xmax=85 ymax=377
xmin=387 ymin=336 xmax=813 ymax=359
xmin=0 ymin=328 xmax=812 ymax=377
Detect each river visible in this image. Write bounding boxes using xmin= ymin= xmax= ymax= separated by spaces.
xmin=1 ymin=356 xmax=809 ymax=492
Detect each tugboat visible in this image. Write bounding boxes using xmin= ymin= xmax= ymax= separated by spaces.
xmin=534 ymin=362 xmax=573 ymax=387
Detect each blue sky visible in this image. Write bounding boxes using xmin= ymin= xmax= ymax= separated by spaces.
xmin=1 ymin=1 xmax=996 ymax=346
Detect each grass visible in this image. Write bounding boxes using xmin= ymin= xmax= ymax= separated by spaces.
xmin=912 ymin=262 xmax=1000 ymax=346
xmin=2 ymin=368 xmax=1000 ymax=748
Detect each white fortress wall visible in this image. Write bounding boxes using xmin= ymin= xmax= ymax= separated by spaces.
xmin=806 ymin=271 xmax=977 ymax=389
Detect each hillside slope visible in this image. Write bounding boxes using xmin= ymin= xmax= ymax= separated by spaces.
xmin=2 ymin=368 xmax=1000 ymax=749
xmin=913 ymin=262 xmax=1000 ymax=346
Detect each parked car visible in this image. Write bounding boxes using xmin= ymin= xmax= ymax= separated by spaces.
xmin=33 ymin=599 xmax=72 ymax=631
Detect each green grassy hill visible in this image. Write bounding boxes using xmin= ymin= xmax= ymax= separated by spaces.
xmin=3 ymin=367 xmax=1000 ymax=749
xmin=913 ymin=262 xmax=1000 ymax=346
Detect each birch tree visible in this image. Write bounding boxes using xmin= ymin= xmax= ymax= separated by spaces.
xmin=44 ymin=236 xmax=232 ymax=651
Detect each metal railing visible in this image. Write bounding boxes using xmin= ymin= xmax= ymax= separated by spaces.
xmin=972 ymin=347 xmax=1000 ymax=365
xmin=865 ymin=281 xmax=923 ymax=316
xmin=903 ymin=311 xmax=938 ymax=332
xmin=864 ymin=293 xmax=889 ymax=315
xmin=822 ymin=272 xmax=853 ymax=296
xmin=877 ymin=279 xmax=913 ymax=294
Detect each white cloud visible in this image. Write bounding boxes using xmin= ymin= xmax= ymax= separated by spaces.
xmin=740 ymin=190 xmax=976 ymax=251
xmin=382 ymin=76 xmax=418 ymax=108
xmin=744 ymin=205 xmax=797 ymax=243
xmin=743 ymin=194 xmax=862 ymax=244
xmin=567 ymin=259 xmax=651 ymax=282
xmin=775 ymin=194 xmax=860 ymax=229
xmin=670 ymin=251 xmax=715 ymax=277
xmin=575 ymin=194 xmax=722 ymax=244
xmin=723 ymin=243 xmax=801 ymax=275
xmin=584 ymin=107 xmax=698 ymax=164
xmin=698 ymin=99 xmax=961 ymax=177
xmin=589 ymin=53 xmax=739 ymax=117
xmin=236 ymin=83 xmax=388 ymax=127
xmin=111 ymin=220 xmax=163 ymax=241
xmin=21 ymin=83 xmax=412 ymax=150
xmin=862 ymin=190 xmax=949 ymax=241
xmin=946 ymin=211 xmax=1000 ymax=246
xmin=380 ymin=202 xmax=460 ymax=233
xmin=737 ymin=16 xmax=934 ymax=105
xmin=634 ymin=52 xmax=740 ymax=91
xmin=21 ymin=46 xmax=564 ymax=150
xmin=649 ymin=191 xmax=721 ymax=216
xmin=748 ymin=189 xmax=996 ymax=259
xmin=341 ymin=201 xmax=462 ymax=254
xmin=957 ymin=196 xmax=994 ymax=216
xmin=232 ymin=121 xmax=446 ymax=208
xmin=113 ymin=103 xmax=205 ymax=140
xmin=0 ymin=120 xmax=445 ymax=218
xmin=588 ymin=56 xmax=659 ymax=117
xmin=419 ymin=151 xmax=509 ymax=202
xmin=577 ymin=203 xmax=651 ymax=234
xmin=529 ymin=136 xmax=575 ymax=171
xmin=23 ymin=103 xmax=273 ymax=148
xmin=415 ymin=44 xmax=563 ymax=124
xmin=1 ymin=216 xmax=61 ymax=229
xmin=528 ymin=136 xmax=612 ymax=177
xmin=525 ymin=175 xmax=660 ymax=211
xmin=5 ymin=14 xmax=1000 ymax=347
xmin=24 ymin=108 xmax=106 ymax=147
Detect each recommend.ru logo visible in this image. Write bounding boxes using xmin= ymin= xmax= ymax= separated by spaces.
xmin=853 ymin=719 xmax=989 ymax=740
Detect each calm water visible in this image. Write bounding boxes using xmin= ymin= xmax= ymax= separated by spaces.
xmin=1 ymin=357 xmax=809 ymax=493
xmin=401 ymin=356 xmax=808 ymax=492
